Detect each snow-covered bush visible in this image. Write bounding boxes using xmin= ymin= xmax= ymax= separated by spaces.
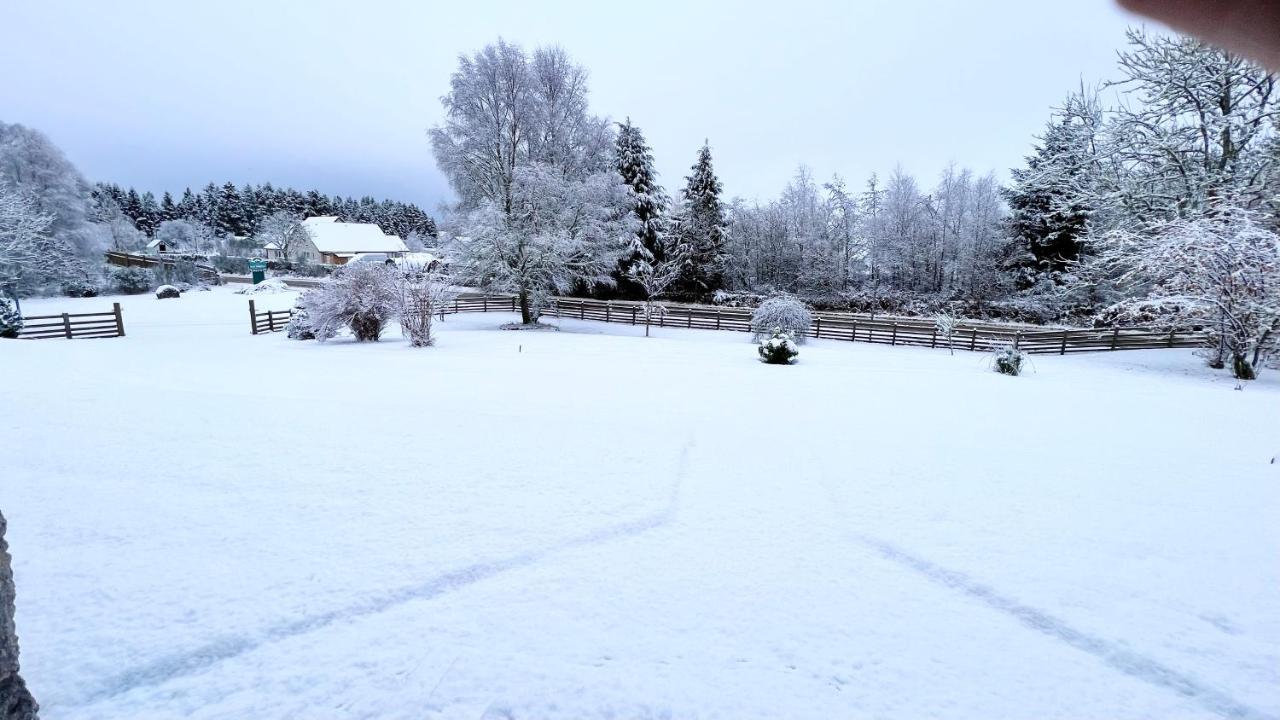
xmin=285 ymin=301 xmax=315 ymax=340
xmin=993 ymin=346 xmax=1025 ymax=376
xmin=0 ymin=296 xmax=22 ymax=338
xmin=935 ymin=310 xmax=959 ymax=355
xmin=60 ymin=274 xmax=100 ymax=298
xmin=398 ymin=263 xmax=455 ymax=347
xmin=306 ymin=263 xmax=399 ymax=342
xmin=152 ymin=260 xmax=200 ymax=288
xmin=758 ymin=328 xmax=799 ymax=365
xmin=155 ymin=284 xmax=181 ymax=299
xmin=110 ymin=266 xmax=154 ymax=294
xmin=751 ymin=295 xmax=812 ymax=344
xmin=235 ymin=278 xmax=291 ymax=295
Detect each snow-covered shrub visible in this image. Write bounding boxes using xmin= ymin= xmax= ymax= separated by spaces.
xmin=235 ymin=278 xmax=291 ymax=295
xmin=935 ymin=310 xmax=959 ymax=355
xmin=306 ymin=263 xmax=399 ymax=342
xmin=758 ymin=328 xmax=799 ymax=365
xmin=152 ymin=260 xmax=200 ymax=287
xmin=751 ymin=295 xmax=812 ymax=344
xmin=61 ymin=275 xmax=100 ymax=298
xmin=155 ymin=285 xmax=181 ymax=299
xmin=398 ymin=263 xmax=455 ymax=347
xmin=0 ymin=296 xmax=22 ymax=338
xmin=285 ymin=300 xmax=315 ymax=340
xmin=992 ymin=346 xmax=1025 ymax=376
xmin=110 ymin=266 xmax=154 ymax=294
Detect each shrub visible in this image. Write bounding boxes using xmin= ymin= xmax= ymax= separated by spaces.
xmin=306 ymin=264 xmax=399 ymax=342
xmin=111 ymin=266 xmax=154 ymax=294
xmin=993 ymin=346 xmax=1025 ymax=376
xmin=0 ymin=296 xmax=22 ymax=338
xmin=751 ymin=295 xmax=812 ymax=344
xmin=758 ymin=328 xmax=799 ymax=365
xmin=61 ymin=275 xmax=100 ymax=298
xmin=155 ymin=285 xmax=181 ymax=299
xmin=286 ymin=302 xmax=315 ymax=340
xmin=153 ymin=260 xmax=200 ymax=287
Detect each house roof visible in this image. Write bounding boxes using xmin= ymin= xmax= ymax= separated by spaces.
xmin=262 ymin=242 xmax=282 ymax=250
xmin=146 ymin=237 xmax=176 ymax=249
xmin=302 ymin=216 xmax=408 ymax=254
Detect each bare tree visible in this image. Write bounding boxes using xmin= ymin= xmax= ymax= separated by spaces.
xmin=398 ymin=263 xmax=457 ymax=347
xmin=626 ymin=234 xmax=687 ymax=337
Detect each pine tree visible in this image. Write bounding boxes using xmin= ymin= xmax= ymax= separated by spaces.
xmin=160 ymin=191 xmax=176 ymax=222
xmin=674 ymin=141 xmax=728 ymax=297
xmin=612 ymin=118 xmax=670 ymax=299
xmin=1004 ymin=99 xmax=1098 ymax=289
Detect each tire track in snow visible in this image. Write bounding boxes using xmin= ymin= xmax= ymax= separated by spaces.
xmin=855 ymin=534 xmax=1274 ymax=720
xmin=75 ymin=440 xmax=693 ymax=709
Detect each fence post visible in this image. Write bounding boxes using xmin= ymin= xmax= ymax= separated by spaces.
xmin=62 ymin=312 xmax=72 ymax=339
xmin=716 ymin=308 xmax=721 ymax=330
xmin=511 ymin=297 xmax=516 ymax=313
xmin=1168 ymin=329 xmax=1176 ymax=348
xmin=850 ymin=321 xmax=857 ymax=342
xmin=249 ymin=299 xmax=258 ymax=335
xmin=1013 ymin=332 xmax=1021 ymax=352
xmin=931 ymin=327 xmax=937 ymax=349
xmin=1060 ymin=329 xmax=1068 ymax=355
xmin=606 ymin=302 xmax=611 ymax=323
xmin=454 ymin=298 xmax=460 ymax=315
xmin=483 ymin=296 xmax=488 ymax=312
xmin=268 ymin=311 xmax=276 ymax=332
xmin=969 ymin=327 xmax=978 ymax=351
xmin=631 ymin=307 xmax=637 ymax=325
xmin=686 ymin=309 xmax=692 ymax=328
xmin=891 ymin=322 xmax=898 ymax=346
xmin=815 ymin=317 xmax=822 ymax=339
xmin=1110 ymin=327 xmax=1119 ymax=351
xmin=113 ymin=303 xmax=125 ymax=337
xmin=659 ymin=307 xmax=665 ymax=327
xmin=580 ymin=302 xmax=585 ymax=320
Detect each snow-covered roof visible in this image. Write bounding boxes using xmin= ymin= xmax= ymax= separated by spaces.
xmin=302 ymin=216 xmax=408 ymax=254
xmin=262 ymin=242 xmax=281 ymax=250
xmin=146 ymin=237 xmax=176 ymax=249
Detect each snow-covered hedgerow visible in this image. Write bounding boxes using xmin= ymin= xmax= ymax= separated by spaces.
xmin=306 ymin=263 xmax=399 ymax=342
xmin=993 ymin=346 xmax=1025 ymax=376
xmin=110 ymin=266 xmax=154 ymax=295
xmin=758 ymin=328 xmax=799 ymax=364
xmin=751 ymin=295 xmax=812 ymax=344
xmin=0 ymin=296 xmax=22 ymax=338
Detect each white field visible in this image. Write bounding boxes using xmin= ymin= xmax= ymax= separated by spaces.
xmin=2 ymin=286 xmax=1278 ymax=720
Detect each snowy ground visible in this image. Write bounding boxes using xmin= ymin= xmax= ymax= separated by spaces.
xmin=3 ymin=286 xmax=1278 ymax=720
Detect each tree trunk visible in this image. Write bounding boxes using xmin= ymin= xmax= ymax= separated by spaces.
xmin=518 ymin=287 xmax=532 ymax=325
xmin=1 ymin=511 xmax=39 ymax=720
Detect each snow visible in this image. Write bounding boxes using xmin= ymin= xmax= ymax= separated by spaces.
xmin=2 ymin=287 xmax=1278 ymax=720
xmin=233 ymin=278 xmax=291 ymax=295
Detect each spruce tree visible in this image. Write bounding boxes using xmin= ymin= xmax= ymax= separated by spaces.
xmin=1004 ymin=114 xmax=1094 ymax=289
xmin=613 ymin=118 xmax=669 ymax=299
xmin=674 ymin=141 xmax=728 ymax=297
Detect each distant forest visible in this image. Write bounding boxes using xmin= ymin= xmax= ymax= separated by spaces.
xmin=92 ymin=181 xmax=437 ymax=243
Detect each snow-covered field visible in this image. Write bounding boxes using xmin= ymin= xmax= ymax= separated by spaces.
xmin=3 ymin=286 xmax=1278 ymax=720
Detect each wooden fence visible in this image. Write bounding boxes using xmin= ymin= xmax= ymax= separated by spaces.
xmin=248 ymin=300 xmax=293 ymax=335
xmin=249 ymin=292 xmax=1206 ymax=355
xmin=16 ymin=303 xmax=126 ymax=340
xmin=105 ymin=251 xmax=220 ymax=282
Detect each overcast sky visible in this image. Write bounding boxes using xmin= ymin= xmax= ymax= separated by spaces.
xmin=1 ymin=0 xmax=1151 ymax=211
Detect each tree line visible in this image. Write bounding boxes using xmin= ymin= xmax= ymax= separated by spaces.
xmin=92 ymin=182 xmax=437 ymax=247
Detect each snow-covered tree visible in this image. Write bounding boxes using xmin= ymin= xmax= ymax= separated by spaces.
xmin=0 ymin=177 xmax=72 ymax=306
xmin=398 ymin=263 xmax=456 ymax=347
xmin=254 ymin=212 xmax=311 ymax=262
xmin=1090 ymin=202 xmax=1280 ymax=378
xmin=449 ymin=165 xmax=634 ymax=324
xmin=306 ymin=263 xmax=401 ymax=342
xmin=614 ymin=118 xmax=669 ymax=298
xmin=0 ymin=121 xmax=104 ymax=261
xmin=750 ymin=295 xmax=812 ymax=343
xmin=673 ymin=142 xmax=729 ymax=297
xmin=626 ymin=232 xmax=687 ymax=337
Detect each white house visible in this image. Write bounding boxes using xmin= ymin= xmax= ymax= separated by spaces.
xmin=298 ymin=216 xmax=409 ymax=265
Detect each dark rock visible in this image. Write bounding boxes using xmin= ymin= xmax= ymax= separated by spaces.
xmin=0 ymin=512 xmax=38 ymax=720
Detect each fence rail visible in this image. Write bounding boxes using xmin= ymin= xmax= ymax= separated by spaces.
xmin=248 ymin=291 xmax=1207 ymax=355
xmin=105 ymin=251 xmax=220 ymax=282
xmin=16 ymin=303 xmax=126 ymax=340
